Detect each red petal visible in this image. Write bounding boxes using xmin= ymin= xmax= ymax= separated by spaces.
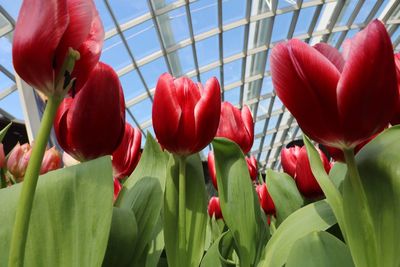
xmin=54 ymin=97 xmax=76 ymax=156
xmin=207 ymin=151 xmax=218 ymax=190
xmin=280 ymin=146 xmax=301 ymax=177
xmin=390 ymin=53 xmax=400 ymax=125
xmin=241 ymin=105 xmax=254 ymax=154
xmin=313 ymin=43 xmax=345 ymax=72
xmin=12 ymin=0 xmax=69 ymax=94
xmin=152 ymin=73 xmax=182 ymax=153
xmin=271 ymin=39 xmax=342 ymax=147
xmin=337 ymin=20 xmax=398 ymax=147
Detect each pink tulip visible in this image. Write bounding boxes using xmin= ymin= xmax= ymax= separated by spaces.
xmin=280 ymin=146 xmax=301 ymax=178
xmin=7 ymin=143 xmax=32 ymax=181
xmin=152 ymin=73 xmax=221 ymax=155
xmin=112 ymin=123 xmax=142 ymax=180
xmin=256 ymin=183 xmax=275 ymax=215
xmin=12 ymin=0 xmax=104 ymax=97
xmin=216 ymin=102 xmax=254 ymax=154
xmin=54 ymin=62 xmax=125 ymax=162
xmin=271 ymin=20 xmax=397 ymax=150
xmin=40 ymin=147 xmax=62 ymax=174
xmin=207 ymin=196 xmax=223 ymax=220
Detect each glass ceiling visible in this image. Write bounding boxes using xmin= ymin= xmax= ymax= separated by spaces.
xmin=0 ymin=0 xmax=399 ymax=172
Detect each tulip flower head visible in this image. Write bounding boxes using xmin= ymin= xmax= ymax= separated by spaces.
xmin=54 ymin=62 xmax=125 ymax=162
xmin=40 ymin=147 xmax=62 ymax=175
xmin=281 ymin=145 xmax=301 ymax=178
xmin=256 ymin=183 xmax=275 ymax=215
xmin=216 ymin=102 xmax=254 ymax=154
xmin=12 ymin=0 xmax=104 ymax=97
xmin=112 ymin=123 xmax=142 ymax=180
xmin=390 ymin=53 xmax=400 ymax=125
xmin=207 ymin=196 xmax=223 ymax=220
xmin=7 ymin=143 xmax=32 ymax=182
xmin=152 ymin=73 xmax=221 ymax=155
xmin=295 ymin=146 xmax=331 ymax=199
xmin=271 ymin=20 xmax=398 ymax=150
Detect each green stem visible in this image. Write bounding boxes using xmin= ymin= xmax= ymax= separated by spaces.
xmin=178 ymin=155 xmax=186 ymax=267
xmin=343 ymin=148 xmax=377 ymax=266
xmin=8 ymin=96 xmax=61 ymax=267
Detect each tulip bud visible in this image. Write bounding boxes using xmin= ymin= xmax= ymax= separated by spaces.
xmin=246 ymin=155 xmax=258 ymax=181
xmin=256 ymin=183 xmax=275 ymax=215
xmin=0 ymin=143 xmax=5 ymax=169
xmin=295 ymin=146 xmax=331 ymax=199
xmin=112 ymin=123 xmax=142 ymax=180
xmin=152 ymin=73 xmax=221 ymax=155
xmin=12 ymin=0 xmax=104 ymax=97
xmin=7 ymin=143 xmax=32 ymax=182
xmin=281 ymin=146 xmax=301 ymax=177
xmin=113 ymin=178 xmax=122 ymax=203
xmin=215 ymin=102 xmax=254 ymax=154
xmin=54 ymin=62 xmax=125 ymax=162
xmin=207 ymin=196 xmax=222 ymax=220
xmin=40 ymin=147 xmax=62 ymax=175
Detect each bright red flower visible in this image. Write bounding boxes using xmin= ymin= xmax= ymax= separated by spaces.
xmin=54 ymin=62 xmax=125 ymax=162
xmin=152 ymin=73 xmax=221 ymax=155
xmin=216 ymin=102 xmax=254 ymax=154
xmin=246 ymin=155 xmax=258 ymax=181
xmin=295 ymin=146 xmax=331 ymax=199
xmin=280 ymin=146 xmax=301 ymax=178
xmin=12 ymin=0 xmax=104 ymax=97
xmin=40 ymin=147 xmax=62 ymax=175
xmin=112 ymin=123 xmax=142 ymax=180
xmin=390 ymin=53 xmax=400 ymax=125
xmin=271 ymin=20 xmax=398 ymax=149
xmin=207 ymin=196 xmax=223 ymax=220
xmin=256 ymin=183 xmax=275 ymax=215
xmin=113 ymin=178 xmax=122 ymax=203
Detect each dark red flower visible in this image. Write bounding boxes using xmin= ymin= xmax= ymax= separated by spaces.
xmin=390 ymin=53 xmax=400 ymax=125
xmin=152 ymin=73 xmax=221 ymax=155
xmin=256 ymin=183 xmax=275 ymax=215
xmin=246 ymin=155 xmax=258 ymax=180
xmin=207 ymin=196 xmax=223 ymax=220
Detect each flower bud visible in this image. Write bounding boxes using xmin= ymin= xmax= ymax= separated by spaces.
xmin=207 ymin=196 xmax=222 ymax=220
xmin=246 ymin=155 xmax=258 ymax=180
xmin=7 ymin=143 xmax=32 ymax=182
xmin=256 ymin=183 xmax=275 ymax=215
xmin=40 ymin=147 xmax=62 ymax=174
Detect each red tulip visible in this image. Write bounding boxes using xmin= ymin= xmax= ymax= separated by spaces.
xmin=112 ymin=123 xmax=142 ymax=180
xmin=113 ymin=178 xmax=122 ymax=203
xmin=256 ymin=183 xmax=275 ymax=215
xmin=152 ymin=73 xmax=221 ymax=155
xmin=271 ymin=20 xmax=398 ymax=150
xmin=215 ymin=102 xmax=254 ymax=154
xmin=40 ymin=147 xmax=62 ymax=174
xmin=12 ymin=0 xmax=104 ymax=97
xmin=295 ymin=146 xmax=331 ymax=199
xmin=246 ymin=155 xmax=258 ymax=180
xmin=54 ymin=62 xmax=125 ymax=162
xmin=280 ymin=146 xmax=301 ymax=178
xmin=390 ymin=53 xmax=400 ymax=125
xmin=207 ymin=196 xmax=223 ymax=220
xmin=7 ymin=143 xmax=32 ymax=182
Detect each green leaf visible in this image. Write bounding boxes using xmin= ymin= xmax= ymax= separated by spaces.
xmin=143 ymin=216 xmax=164 ymax=267
xmin=329 ymin=162 xmax=347 ymax=192
xmin=259 ymin=200 xmax=336 ymax=267
xmin=102 ymin=207 xmax=138 ymax=267
xmin=212 ymin=138 xmax=268 ymax=267
xmin=286 ymin=231 xmax=354 ymax=267
xmin=201 ymin=230 xmax=236 ymax=267
xmin=341 ymin=126 xmax=400 ymax=267
xmin=116 ymin=134 xmax=168 ymax=266
xmin=0 ymin=156 xmax=113 ymax=267
xmin=164 ymin=153 xmax=208 ymax=267
xmin=266 ymin=169 xmax=303 ymax=225
xmin=0 ymin=122 xmax=11 ymax=143
xmin=303 ymin=135 xmax=345 ymax=237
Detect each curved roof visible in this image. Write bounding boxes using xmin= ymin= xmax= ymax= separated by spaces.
xmin=0 ymin=0 xmax=399 ymax=171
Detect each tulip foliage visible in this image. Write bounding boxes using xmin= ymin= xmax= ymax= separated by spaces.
xmin=3 ymin=1 xmax=400 ymax=266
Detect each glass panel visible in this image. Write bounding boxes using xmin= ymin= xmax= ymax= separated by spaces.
xmin=109 ymin=0 xmax=148 ymax=24
xmin=200 ymin=67 xmax=220 ymax=84
xmin=224 ymin=87 xmax=240 ymax=106
xmin=257 ymin=98 xmax=271 ymax=118
xmin=0 ymin=0 xmax=22 ymax=19
xmin=94 ymin=0 xmax=116 ymax=31
xmin=140 ymin=57 xmax=168 ymax=89
xmin=190 ymin=0 xmax=218 ymax=35
xmin=173 ymin=45 xmax=195 ymax=75
xmin=100 ymin=34 xmax=131 ymax=70
xmin=125 ymin=20 xmax=160 ymax=60
xmin=260 ymin=76 xmax=274 ymax=95
xmin=0 ymin=71 xmax=13 ymax=90
xmin=248 ymin=18 xmax=272 ymax=49
xmin=128 ymin=98 xmax=152 ymax=124
xmin=294 ymin=6 xmax=316 ymax=36
xmin=223 ymin=26 xmax=244 ymax=57
xmin=222 ymin=0 xmax=246 ymax=25
xmin=151 ymin=0 xmax=181 ymax=9
xmin=255 ymin=120 xmax=264 ymax=135
xmin=195 ymin=35 xmax=219 ymax=67
xmin=335 ymin=0 xmax=358 ymax=26
xmin=223 ymin=59 xmax=242 ymax=86
xmin=0 ymin=36 xmax=13 ymax=72
xmin=268 ymin=115 xmax=278 ymax=131
xmin=0 ymin=91 xmax=23 ymax=119
xmin=158 ymin=7 xmax=190 ymax=48
xmin=277 ymin=0 xmax=296 ymax=10
xmin=272 ymin=97 xmax=283 ymax=112
xmin=391 ymin=26 xmax=400 ymax=44
xmin=251 ymin=0 xmax=270 ymax=16
xmin=120 ymin=70 xmax=146 ymax=101
xmin=271 ymin=12 xmax=293 ymax=43
xmin=252 ymin=138 xmax=261 ymax=151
